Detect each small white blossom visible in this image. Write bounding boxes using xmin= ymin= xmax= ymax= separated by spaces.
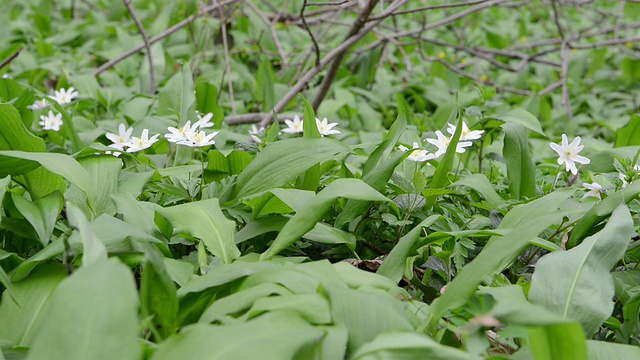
xmin=1 ymin=74 xmax=9 ymax=79
xmin=27 ymin=99 xmax=50 ymax=110
xmin=124 ymin=129 xmax=159 ymax=153
xmin=165 ymin=121 xmax=198 ymax=144
xmin=447 ymin=121 xmax=484 ymax=141
xmin=106 ymin=123 xmax=134 ymax=151
xmin=282 ymin=115 xmax=304 ymax=134
xmin=549 ymin=134 xmax=590 ymax=175
xmin=194 ymin=112 xmax=215 ymax=129
xmin=39 ymin=111 xmax=63 ymax=131
xmin=426 ymin=130 xmax=473 ymax=158
xmin=180 ymin=130 xmax=219 ymax=148
xmin=249 ymin=125 xmax=265 ymax=143
xmin=50 ymin=87 xmax=79 ymax=105
xmin=316 ymin=117 xmax=340 ymax=137
xmin=398 ymin=142 xmax=437 ymax=162
xmin=583 ymin=182 xmax=603 ymax=199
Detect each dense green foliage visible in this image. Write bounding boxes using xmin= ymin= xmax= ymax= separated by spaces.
xmin=1 ymin=0 xmax=640 ymax=359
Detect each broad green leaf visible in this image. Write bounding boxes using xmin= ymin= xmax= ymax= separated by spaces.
xmin=615 ymin=114 xmax=640 ymax=147
xmin=301 ymin=95 xmax=321 ymax=138
xmin=586 ymin=146 xmax=640 ymax=173
xmin=351 ymin=332 xmax=474 ymax=360
xmin=140 ymin=245 xmax=178 ymax=338
xmin=151 ymin=313 xmax=324 ymax=360
xmin=451 ymin=173 xmax=506 ymax=208
xmin=157 ymin=63 xmax=195 ymax=124
xmin=493 ymin=107 xmax=545 ymax=135
xmin=248 ymin=293 xmax=331 ymax=325
xmin=335 ymin=151 xmax=405 ymax=228
xmin=11 ymin=191 xmax=61 ymax=246
xmin=529 ymin=204 xmax=633 ymax=336
xmin=362 ymin=98 xmax=408 ymax=175
xmin=587 ymin=340 xmax=640 ymax=360
xmin=233 ymin=137 xmax=349 ymax=199
xmin=64 ymin=156 xmax=122 ymax=219
xmin=0 ymin=264 xmax=67 ymax=347
xmin=257 ymin=60 xmax=276 ymax=112
xmin=158 ymin=198 xmax=240 ymax=264
xmin=66 ymin=202 xmax=107 ymax=266
xmin=323 ymin=285 xmax=413 ymax=352
xmin=27 ymin=259 xmax=140 ymax=360
xmin=568 ymin=181 xmax=640 ymax=248
xmin=261 ymin=179 xmax=390 ymax=260
xmin=427 ymin=188 xmax=575 ymax=327
xmin=529 ymin=323 xmax=587 ymax=360
xmin=196 ymin=79 xmax=224 ymax=130
xmin=378 ymin=215 xmax=442 ymax=283
xmin=199 ymin=283 xmax=291 ymax=323
xmin=0 ymin=151 xmax=93 ymax=199
xmin=478 ymin=286 xmax=569 ymax=326
xmin=503 ymin=123 xmax=537 ymax=199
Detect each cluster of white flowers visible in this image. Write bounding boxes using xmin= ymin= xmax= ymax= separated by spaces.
xmin=397 ymin=121 xmax=484 ymax=163
xmin=106 ymin=123 xmax=159 ymax=154
xmin=267 ymin=115 xmax=341 ymax=139
xmin=31 ymin=87 xmax=80 ymax=132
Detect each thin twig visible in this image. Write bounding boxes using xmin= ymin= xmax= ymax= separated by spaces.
xmin=93 ymin=0 xmax=239 ymax=77
xmin=123 ymin=0 xmax=156 ymax=94
xmin=0 ymin=47 xmax=22 ymax=71
xmin=301 ymin=0 xmax=321 ymax=68
xmin=258 ymin=0 xmax=408 ymax=128
xmin=215 ymin=0 xmax=237 ymax=115
xmin=311 ymin=0 xmax=382 ymax=110
xmin=370 ymin=0 xmax=489 ymax=19
xmin=434 ymin=59 xmax=531 ymax=96
xmin=246 ymin=0 xmax=289 ymax=66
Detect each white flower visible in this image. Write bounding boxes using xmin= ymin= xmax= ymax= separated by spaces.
xmin=194 ymin=112 xmax=215 ymax=129
xmin=106 ymin=123 xmax=134 ymax=151
xmin=125 ymin=129 xmax=159 ymax=153
xmin=180 ymin=130 xmax=219 ymax=147
xmin=426 ymin=130 xmax=473 ymax=157
xmin=447 ymin=121 xmax=484 ymax=141
xmin=249 ymin=125 xmax=265 ymax=143
xmin=549 ymin=134 xmax=590 ymax=175
xmin=398 ymin=142 xmax=437 ymax=162
xmin=39 ymin=111 xmax=63 ymax=131
xmin=1 ymin=74 xmax=9 ymax=79
xmin=583 ymin=182 xmax=603 ymax=199
xmin=50 ymin=87 xmax=79 ymax=105
xmin=165 ymin=121 xmax=198 ymax=144
xmin=282 ymin=115 xmax=304 ymax=134
xmin=316 ymin=117 xmax=340 ymax=136
xmin=27 ymin=99 xmax=50 ymax=110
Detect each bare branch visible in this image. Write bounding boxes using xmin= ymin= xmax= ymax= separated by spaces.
xmin=300 ymin=0 xmax=322 ymax=68
xmin=123 ymin=0 xmax=155 ymax=95
xmin=246 ymin=0 xmax=289 ymax=66
xmin=0 ymin=47 xmax=22 ymax=71
xmin=214 ymin=0 xmax=237 ymax=115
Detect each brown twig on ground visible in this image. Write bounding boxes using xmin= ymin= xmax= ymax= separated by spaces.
xmin=0 ymin=47 xmax=22 ymax=71
xmin=123 ymin=0 xmax=155 ymax=95
xmin=311 ymin=0 xmax=381 ymax=110
xmin=93 ymin=0 xmax=239 ymax=77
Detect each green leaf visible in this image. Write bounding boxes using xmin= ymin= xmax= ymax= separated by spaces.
xmin=493 ymin=107 xmax=545 ymax=135
xmin=0 ymin=264 xmax=67 ymax=347
xmin=351 ymin=332 xmax=474 ymax=360
xmin=451 ymin=173 xmax=506 ymax=208
xmin=157 ymin=63 xmax=195 ymax=124
xmin=67 ymin=202 xmax=108 ymax=266
xmin=257 ymin=60 xmax=276 ymax=112
xmin=248 ymin=293 xmax=331 ymax=325
xmin=568 ymin=181 xmax=640 ymax=248
xmin=362 ymin=104 xmax=407 ymax=176
xmin=502 ymin=123 xmax=537 ymax=199
xmin=232 ymin=138 xmax=349 ymax=199
xmin=196 ymin=79 xmax=224 ymax=129
xmin=65 ymin=156 xmax=122 ymax=219
xmin=529 ymin=323 xmax=587 ymax=360
xmin=158 ymin=198 xmax=240 ymax=264
xmin=378 ymin=215 xmax=442 ymax=283
xmin=615 ymin=114 xmax=640 ymax=147
xmin=151 ymin=313 xmax=325 ymax=360
xmin=529 ymin=204 xmax=634 ymax=336
xmin=301 ymin=95 xmax=321 ymax=138
xmin=11 ymin=191 xmax=61 ymax=246
xmin=587 ymin=340 xmax=640 ymax=359
xmin=28 ymin=259 xmax=141 ymax=360
xmin=261 ymin=179 xmax=390 ymax=260
xmin=478 ymin=285 xmax=570 ymax=326
xmin=427 ymin=188 xmax=575 ymax=328
xmin=140 ymin=245 xmax=178 ymax=338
